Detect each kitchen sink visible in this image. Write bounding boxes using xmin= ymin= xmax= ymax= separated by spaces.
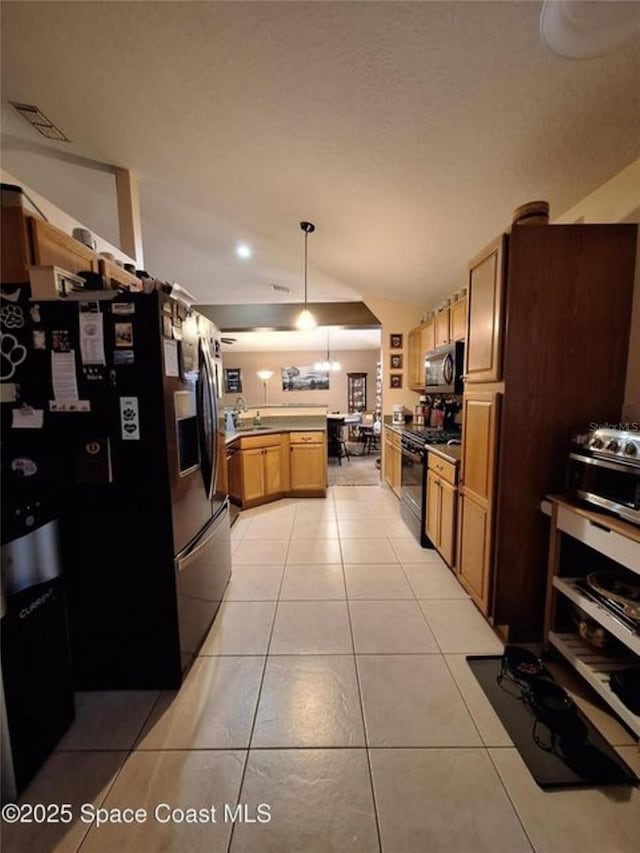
xmin=234 ymin=425 xmax=271 ymax=432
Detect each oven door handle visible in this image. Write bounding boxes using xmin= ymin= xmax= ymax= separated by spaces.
xmin=568 ymin=452 xmax=638 ymax=474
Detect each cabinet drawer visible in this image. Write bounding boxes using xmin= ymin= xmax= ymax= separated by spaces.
xmin=557 ymin=506 xmax=639 ymax=573
xmin=238 ymin=433 xmax=282 ymax=450
xmin=384 ymin=427 xmax=401 ymax=449
xmin=428 ymin=454 xmax=457 ymax=486
xmin=290 ymin=431 xmax=324 ymax=445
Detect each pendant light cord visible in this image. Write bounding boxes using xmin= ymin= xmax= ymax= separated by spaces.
xmin=304 ymin=229 xmax=309 ymax=308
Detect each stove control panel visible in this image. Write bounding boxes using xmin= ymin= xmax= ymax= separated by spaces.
xmin=573 ymin=428 xmax=640 ymax=464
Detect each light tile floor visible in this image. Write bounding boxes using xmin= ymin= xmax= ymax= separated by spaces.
xmin=5 ymin=485 xmax=639 ymax=853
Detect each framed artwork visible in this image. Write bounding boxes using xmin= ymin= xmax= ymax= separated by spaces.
xmin=390 ymin=374 xmax=403 ymax=389
xmin=224 ymin=368 xmax=243 ymax=393
xmin=389 ymin=333 xmax=403 ymax=350
xmin=390 ymin=353 xmax=403 ymax=370
xmin=282 ymin=366 xmax=330 ymax=391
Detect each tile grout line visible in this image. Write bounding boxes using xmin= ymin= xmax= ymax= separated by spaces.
xmin=74 ymin=692 xmax=162 ymax=851
xmin=485 ymin=748 xmax=537 ymax=853
xmin=226 ymin=532 xmax=290 ymax=853
xmin=339 ymin=522 xmax=384 ymax=853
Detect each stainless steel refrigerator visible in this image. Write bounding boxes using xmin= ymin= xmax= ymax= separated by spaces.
xmin=4 ymin=288 xmax=231 ymax=689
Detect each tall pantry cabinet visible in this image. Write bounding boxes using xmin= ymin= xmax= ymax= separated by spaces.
xmin=457 ymin=223 xmax=637 ymax=642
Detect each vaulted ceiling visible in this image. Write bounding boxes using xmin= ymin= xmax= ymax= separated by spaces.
xmin=2 ymin=1 xmax=638 ymax=306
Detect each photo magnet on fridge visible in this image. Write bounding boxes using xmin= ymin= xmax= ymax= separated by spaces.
xmin=111 ymin=302 xmax=135 ymax=315
xmin=114 ymin=322 xmax=133 ymax=348
xmin=32 ymin=329 xmax=46 ymax=350
xmin=52 ymin=330 xmax=71 ymax=352
xmin=113 ymin=349 xmax=135 ymax=366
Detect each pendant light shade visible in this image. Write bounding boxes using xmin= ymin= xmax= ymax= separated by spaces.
xmin=314 ymin=329 xmax=341 ymax=372
xmin=296 ymin=221 xmax=317 ymax=330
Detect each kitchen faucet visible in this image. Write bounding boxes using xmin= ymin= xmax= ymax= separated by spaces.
xmin=234 ymin=397 xmax=247 ymax=414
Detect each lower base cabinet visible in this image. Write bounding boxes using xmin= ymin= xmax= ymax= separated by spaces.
xmin=230 ymin=438 xmax=284 ymax=507
xmin=383 ymin=427 xmax=401 ymax=496
xmin=229 ymin=431 xmax=326 ymax=507
xmin=457 ymin=491 xmax=491 ymax=611
xmin=425 ymin=454 xmax=458 ymax=567
xmin=289 ymin=432 xmax=326 ymax=494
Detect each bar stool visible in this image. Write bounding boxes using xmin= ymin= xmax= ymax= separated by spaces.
xmin=337 ymin=424 xmax=351 ymax=465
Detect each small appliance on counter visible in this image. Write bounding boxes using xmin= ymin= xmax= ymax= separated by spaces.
xmin=392 ymin=404 xmax=411 ymax=426
xmin=413 ymin=396 xmax=427 ymax=426
xmin=567 ymin=427 xmax=639 ymax=525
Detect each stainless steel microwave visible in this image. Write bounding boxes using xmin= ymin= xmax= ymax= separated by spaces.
xmin=424 ymin=341 xmax=465 ymax=394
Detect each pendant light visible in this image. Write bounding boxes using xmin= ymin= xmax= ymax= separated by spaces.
xmin=296 ymin=221 xmax=317 ymax=330
xmin=315 ymin=329 xmax=341 ymax=372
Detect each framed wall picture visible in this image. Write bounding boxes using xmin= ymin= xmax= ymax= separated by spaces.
xmin=390 ymin=353 xmax=403 ymax=370
xmin=224 ymin=368 xmax=243 ymax=393
xmin=389 ymin=333 xmax=403 ymax=350
xmin=390 ymin=374 xmax=403 ymax=389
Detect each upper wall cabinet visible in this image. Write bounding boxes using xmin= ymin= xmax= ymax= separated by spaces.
xmin=450 ymin=297 xmax=467 ymax=342
xmin=465 ymin=235 xmax=506 ymax=383
xmin=434 ymin=307 xmax=450 ymax=347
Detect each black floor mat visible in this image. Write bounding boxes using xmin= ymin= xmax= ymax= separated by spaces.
xmin=467 ymin=655 xmax=637 ymax=789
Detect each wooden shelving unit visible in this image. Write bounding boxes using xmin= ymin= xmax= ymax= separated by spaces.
xmin=544 ymin=496 xmax=640 ymax=739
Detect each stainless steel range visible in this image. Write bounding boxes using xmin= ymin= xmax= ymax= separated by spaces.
xmin=567 ymin=427 xmax=640 ymax=525
xmin=400 ymin=427 xmax=461 ymax=545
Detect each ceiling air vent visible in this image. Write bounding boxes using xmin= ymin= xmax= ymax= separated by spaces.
xmin=10 ymin=102 xmax=69 ymax=142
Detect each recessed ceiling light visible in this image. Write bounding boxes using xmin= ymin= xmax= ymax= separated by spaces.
xmin=235 ymin=243 xmax=252 ymax=259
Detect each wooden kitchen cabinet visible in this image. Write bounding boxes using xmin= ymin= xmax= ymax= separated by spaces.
xmin=426 ymin=453 xmax=458 ymax=568
xmin=434 ymin=308 xmax=450 ymax=347
xmin=457 ymin=390 xmax=500 ymax=612
xmin=289 ymin=432 xmax=326 ymax=494
xmin=465 ymin=235 xmax=505 ymax=383
xmin=459 ymin=218 xmax=637 ymax=641
xmin=420 ymin=318 xmax=435 ymax=357
xmin=450 ymin=296 xmax=467 ymax=341
xmin=383 ymin=427 xmax=402 ymax=496
xmin=228 ymin=434 xmax=284 ymax=508
xmin=458 ymin=492 xmax=490 ymax=606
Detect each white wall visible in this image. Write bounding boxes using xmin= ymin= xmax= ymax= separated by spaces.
xmin=554 ymin=158 xmax=640 ymax=422
xmin=221 ymin=349 xmax=380 ymax=413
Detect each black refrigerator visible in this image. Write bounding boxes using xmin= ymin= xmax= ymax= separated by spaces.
xmin=2 ymin=287 xmax=231 ymax=690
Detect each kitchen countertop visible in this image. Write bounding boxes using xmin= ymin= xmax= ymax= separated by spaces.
xmin=225 ymin=416 xmax=327 ymax=444
xmin=427 ymin=444 xmax=462 ymax=465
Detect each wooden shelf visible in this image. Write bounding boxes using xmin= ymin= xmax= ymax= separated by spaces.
xmin=548 ymin=630 xmax=640 ymax=737
xmin=552 ymin=577 xmax=640 ymax=655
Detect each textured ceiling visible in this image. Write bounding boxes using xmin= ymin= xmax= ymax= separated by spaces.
xmin=1 ymin=1 xmax=639 ymax=306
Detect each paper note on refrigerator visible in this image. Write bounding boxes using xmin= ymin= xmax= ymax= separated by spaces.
xmin=79 ymin=312 xmax=106 ymax=365
xmin=11 ymin=407 xmax=44 ymax=429
xmin=163 ymin=339 xmax=179 ymax=377
xmin=51 ymin=350 xmax=79 ymax=401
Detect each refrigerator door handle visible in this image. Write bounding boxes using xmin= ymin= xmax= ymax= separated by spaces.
xmin=204 ymin=346 xmax=218 ymax=499
xmin=176 ymin=513 xmax=219 ymax=570
xmin=196 ymin=340 xmax=213 ymax=499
